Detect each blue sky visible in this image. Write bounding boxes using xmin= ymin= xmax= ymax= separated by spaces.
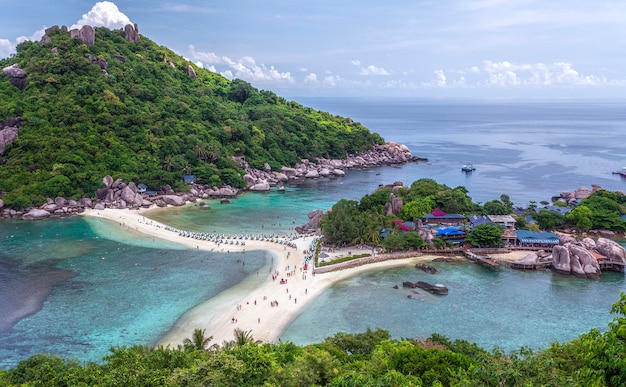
xmin=2 ymin=1 xmax=626 ymax=98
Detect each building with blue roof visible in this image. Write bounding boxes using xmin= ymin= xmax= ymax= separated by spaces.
xmin=516 ymin=230 xmax=560 ymax=247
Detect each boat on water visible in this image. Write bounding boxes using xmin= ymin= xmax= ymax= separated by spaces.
xmin=461 ymin=163 xmax=476 ymax=172
xmin=612 ymin=167 xmax=626 ymax=178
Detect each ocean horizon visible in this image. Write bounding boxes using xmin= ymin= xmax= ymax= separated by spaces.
xmin=1 ymin=98 xmax=625 ymax=368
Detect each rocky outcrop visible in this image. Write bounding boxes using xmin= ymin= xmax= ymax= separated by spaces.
xmin=23 ymin=209 xmax=51 ymax=220
xmin=0 ymin=117 xmax=21 ymax=155
xmin=2 ymin=64 xmax=28 ymax=89
xmin=188 ymin=65 xmax=197 ymax=79
xmin=595 ymin=238 xmax=626 ymax=265
xmin=296 ymin=210 xmax=324 ymax=234
xmin=70 ymin=25 xmax=95 ymax=46
xmin=124 ymin=23 xmax=140 ymax=42
xmin=89 ymin=55 xmax=109 ymax=76
xmin=551 ymin=243 xmax=602 ymax=278
xmin=234 ymin=141 xmax=423 ymax=191
xmin=415 ymin=263 xmax=437 ymax=274
xmin=385 ymin=193 xmax=403 ymax=216
xmin=404 ymin=281 xmax=448 ymax=295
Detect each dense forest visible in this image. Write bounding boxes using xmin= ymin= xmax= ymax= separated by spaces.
xmin=0 ymin=27 xmax=382 ymax=208
xmin=320 ymin=178 xmax=626 ymax=250
xmin=0 ymin=293 xmax=624 ymax=386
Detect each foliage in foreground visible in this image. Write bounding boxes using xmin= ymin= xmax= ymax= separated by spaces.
xmin=1 ymin=294 xmax=625 ymax=386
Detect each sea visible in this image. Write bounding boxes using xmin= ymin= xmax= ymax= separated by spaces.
xmin=1 ymin=98 xmax=625 ymax=368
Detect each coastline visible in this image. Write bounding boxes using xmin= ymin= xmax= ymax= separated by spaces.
xmin=80 ymin=207 xmax=434 ymax=347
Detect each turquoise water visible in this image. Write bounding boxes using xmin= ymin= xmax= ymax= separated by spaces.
xmin=280 ymin=262 xmax=625 ymax=352
xmin=0 ymin=217 xmax=268 ymax=368
xmin=1 ymin=99 xmax=626 ymax=368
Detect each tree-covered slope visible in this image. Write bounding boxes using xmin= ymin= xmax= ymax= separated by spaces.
xmin=0 ymin=26 xmax=383 ymax=208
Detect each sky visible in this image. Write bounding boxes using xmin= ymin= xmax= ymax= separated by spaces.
xmin=1 ymin=1 xmax=626 ymax=99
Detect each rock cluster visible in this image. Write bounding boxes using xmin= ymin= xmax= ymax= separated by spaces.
xmin=0 ymin=175 xmax=241 ymax=219
xmin=552 ymin=185 xmax=604 ymax=204
xmin=238 ymin=142 xmax=419 ymax=191
xmin=403 ymin=281 xmax=448 ymax=295
xmin=89 ymin=55 xmax=109 ymax=76
xmin=1 ymin=140 xmax=423 ymax=220
xmin=2 ymin=64 xmax=28 ymax=89
xmin=511 ymin=236 xmax=626 ymax=278
xmin=0 ymin=117 xmax=21 ymax=155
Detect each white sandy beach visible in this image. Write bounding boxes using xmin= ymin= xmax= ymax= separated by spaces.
xmin=81 ymin=207 xmax=434 ymax=347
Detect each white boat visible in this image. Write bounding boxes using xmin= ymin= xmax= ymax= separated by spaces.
xmin=461 ymin=163 xmax=476 ymax=172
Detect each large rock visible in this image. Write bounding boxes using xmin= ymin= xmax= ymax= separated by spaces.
xmin=568 ymin=244 xmax=600 ymax=277
xmin=552 ymin=245 xmax=571 ymax=273
xmin=2 ymin=64 xmax=27 ymax=78
xmin=2 ymin=64 xmax=28 ymax=89
xmin=385 ymin=193 xmax=403 ymax=216
xmin=70 ymin=25 xmax=95 ymax=46
xmin=95 ymin=187 xmax=109 ymax=200
xmin=23 ymin=209 xmax=51 ymax=220
xmin=296 ymin=209 xmax=324 ymax=233
xmin=103 ymin=175 xmax=114 ymax=188
xmin=595 ymin=238 xmax=626 ymax=264
xmin=124 ymin=23 xmax=140 ymax=42
xmin=120 ymin=186 xmax=138 ymax=204
xmin=249 ymin=181 xmax=270 ymax=191
xmin=187 ymin=65 xmax=197 ymax=78
xmin=0 ymin=126 xmax=19 ymax=155
xmin=161 ymin=195 xmax=185 ymax=206
xmin=304 ymin=170 xmax=319 ymax=178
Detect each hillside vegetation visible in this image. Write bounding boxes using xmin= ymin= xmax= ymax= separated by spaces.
xmin=0 ymin=27 xmax=382 ymax=208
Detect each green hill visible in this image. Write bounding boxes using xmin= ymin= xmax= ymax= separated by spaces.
xmin=0 ymin=26 xmax=383 ymax=208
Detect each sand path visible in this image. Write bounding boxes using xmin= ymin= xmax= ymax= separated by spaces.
xmin=81 ymin=207 xmax=433 ymax=347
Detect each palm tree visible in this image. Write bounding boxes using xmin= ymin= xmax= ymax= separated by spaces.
xmin=231 ymin=328 xmax=262 ymax=347
xmin=162 ymin=156 xmax=175 ymax=172
xmin=194 ymin=144 xmax=209 ymax=163
xmin=182 ymin=328 xmax=216 ymax=352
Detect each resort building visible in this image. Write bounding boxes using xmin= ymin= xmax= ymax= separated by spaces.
xmin=515 ymin=230 xmax=560 ymax=248
xmin=487 ymin=215 xmax=516 ymax=230
xmin=422 ymin=208 xmax=465 ymax=226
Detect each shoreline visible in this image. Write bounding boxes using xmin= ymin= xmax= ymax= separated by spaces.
xmin=80 ymin=207 xmax=434 ymax=347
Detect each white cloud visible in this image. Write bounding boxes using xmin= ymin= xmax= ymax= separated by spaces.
xmin=481 ymin=60 xmax=599 ymax=87
xmin=70 ymin=1 xmax=132 ymax=30
xmin=323 ymin=75 xmax=341 ymax=87
xmin=360 ymin=65 xmax=389 ymax=76
xmin=434 ymin=69 xmax=446 ymax=87
xmin=304 ymin=73 xmax=318 ymax=83
xmin=0 ymin=39 xmax=15 ymax=59
xmin=351 ymin=60 xmax=389 ymax=76
xmin=189 ymin=45 xmax=294 ymax=84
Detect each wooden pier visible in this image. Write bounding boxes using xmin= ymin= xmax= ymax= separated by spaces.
xmin=464 ymin=251 xmax=499 ymax=268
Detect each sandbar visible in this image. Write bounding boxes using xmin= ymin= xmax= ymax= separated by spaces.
xmin=81 ymin=207 xmax=434 ymax=347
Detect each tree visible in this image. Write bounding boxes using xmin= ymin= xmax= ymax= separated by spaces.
xmin=465 ymin=223 xmax=504 ymax=247
xmin=182 ymin=328 xmax=216 ymax=352
xmin=532 ymin=210 xmax=565 ymax=231
xmin=565 ymin=205 xmax=593 ymax=231
xmin=483 ymin=199 xmax=510 ymax=215
xmin=320 ymin=199 xmax=360 ymax=245
xmin=382 ymin=233 xmax=406 ymax=251
xmin=232 ymin=328 xmax=262 ymax=347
